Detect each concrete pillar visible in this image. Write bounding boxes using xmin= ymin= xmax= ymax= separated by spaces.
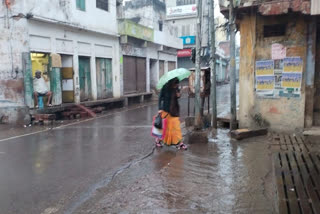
xmin=90 ymin=48 xmax=97 ymax=100
xmin=22 ymin=52 xmax=33 ymax=107
xmin=164 ymin=61 xmax=168 ymax=74
xmin=50 ymin=67 xmax=62 ymax=105
xmin=113 ymin=42 xmax=122 ymax=98
xmin=73 ymin=41 xmax=80 ymax=104
xmin=220 ymin=56 xmax=223 ymax=82
xmin=146 ymin=57 xmax=150 ymax=92
xmin=305 ymin=19 xmax=317 ymax=128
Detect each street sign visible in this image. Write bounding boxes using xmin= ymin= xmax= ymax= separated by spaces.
xmin=180 ymin=36 xmax=196 ymax=45
xmin=177 ymin=49 xmax=192 ymax=57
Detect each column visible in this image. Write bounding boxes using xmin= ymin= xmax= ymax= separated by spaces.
xmin=73 ymin=41 xmax=80 ymax=104
xmin=90 ymin=44 xmax=97 ymax=101
xmin=146 ymin=57 xmax=150 ymax=92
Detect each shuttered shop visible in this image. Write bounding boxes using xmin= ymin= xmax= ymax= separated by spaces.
xmin=123 ymin=56 xmax=146 ymax=94
xmin=168 ymin=61 xmax=176 ymax=71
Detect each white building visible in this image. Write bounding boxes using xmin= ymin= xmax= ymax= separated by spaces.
xmin=119 ymin=0 xmax=183 ymax=94
xmin=165 ymin=0 xmax=228 ymax=69
xmin=0 ymin=0 xmax=121 ymax=124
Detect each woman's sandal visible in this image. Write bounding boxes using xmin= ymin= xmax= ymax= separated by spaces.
xmin=177 ymin=142 xmax=187 ymax=150
xmin=155 ymin=138 xmax=163 ymax=148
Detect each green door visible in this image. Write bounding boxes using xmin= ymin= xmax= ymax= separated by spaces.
xmin=79 ymin=56 xmax=91 ymax=102
xmin=96 ymin=58 xmax=113 ymax=99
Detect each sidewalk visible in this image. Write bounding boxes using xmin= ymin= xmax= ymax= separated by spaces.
xmin=74 ymin=129 xmax=277 ymax=213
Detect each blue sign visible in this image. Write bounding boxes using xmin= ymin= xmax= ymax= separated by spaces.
xmin=180 ymin=36 xmax=195 ymax=45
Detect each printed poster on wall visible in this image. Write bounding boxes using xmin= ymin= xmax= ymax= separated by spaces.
xmin=281 ymin=73 xmax=302 ymax=88
xmin=256 ymin=76 xmax=275 ymax=90
xmin=272 ymin=43 xmax=286 ymax=60
xmin=256 ymin=60 xmax=274 ymax=76
xmin=283 ymin=57 xmax=303 ymax=73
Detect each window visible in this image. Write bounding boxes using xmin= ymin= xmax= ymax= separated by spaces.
xmin=76 ymin=0 xmax=85 ymax=11
xmin=264 ymin=24 xmax=286 ymax=37
xmin=176 ymin=0 xmax=195 ymax=6
xmin=96 ymin=0 xmax=108 ymax=11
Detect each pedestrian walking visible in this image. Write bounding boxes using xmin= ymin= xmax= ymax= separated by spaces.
xmin=156 ymin=78 xmax=187 ymax=150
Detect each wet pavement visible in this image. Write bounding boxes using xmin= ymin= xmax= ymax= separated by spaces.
xmin=0 ymin=83 xmax=274 ymax=214
xmin=75 ymin=130 xmax=276 ymax=214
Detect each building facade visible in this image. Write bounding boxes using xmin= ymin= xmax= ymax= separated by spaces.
xmin=220 ymin=0 xmax=320 ymax=132
xmin=0 ymin=0 xmax=121 ymax=124
xmin=166 ymin=0 xmax=228 ymax=69
xmin=120 ymin=0 xmax=183 ymax=93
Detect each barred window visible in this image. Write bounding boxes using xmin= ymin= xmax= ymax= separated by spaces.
xmin=96 ymin=0 xmax=108 ymax=11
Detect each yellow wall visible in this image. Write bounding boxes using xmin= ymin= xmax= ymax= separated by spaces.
xmin=31 ymin=53 xmax=50 ymax=88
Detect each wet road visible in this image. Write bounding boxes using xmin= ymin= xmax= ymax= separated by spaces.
xmin=0 ymin=84 xmax=241 ymax=214
xmin=75 ymin=130 xmax=275 ymax=214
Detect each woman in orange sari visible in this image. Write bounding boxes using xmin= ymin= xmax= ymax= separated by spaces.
xmin=156 ymin=78 xmax=187 ymax=150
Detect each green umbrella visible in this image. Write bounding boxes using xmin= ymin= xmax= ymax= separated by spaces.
xmin=156 ymin=68 xmax=191 ymax=90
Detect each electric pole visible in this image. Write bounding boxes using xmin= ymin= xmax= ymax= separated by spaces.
xmin=195 ymin=0 xmax=203 ymax=129
xmin=229 ymin=0 xmax=237 ymax=130
xmin=210 ymin=0 xmax=217 ymax=129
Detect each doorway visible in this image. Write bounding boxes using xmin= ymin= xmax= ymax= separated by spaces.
xmin=79 ymin=56 xmax=91 ymax=102
xmin=96 ymin=58 xmax=113 ymax=99
xmin=61 ymin=55 xmax=74 ymax=103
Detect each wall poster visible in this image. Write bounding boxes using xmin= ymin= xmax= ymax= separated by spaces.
xmin=255 ymin=60 xmax=274 ymax=97
xmin=255 ymin=57 xmax=303 ymax=98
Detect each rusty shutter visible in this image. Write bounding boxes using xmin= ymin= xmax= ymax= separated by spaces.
xmin=123 ymin=56 xmax=137 ymax=94
xmin=159 ymin=60 xmax=165 ymax=78
xmin=168 ymin=61 xmax=176 ymax=72
xmin=136 ymin=57 xmax=146 ymax=92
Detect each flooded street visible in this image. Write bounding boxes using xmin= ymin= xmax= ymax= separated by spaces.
xmin=0 ymin=83 xmax=277 ymax=214
xmin=75 ymin=131 xmax=275 ymax=214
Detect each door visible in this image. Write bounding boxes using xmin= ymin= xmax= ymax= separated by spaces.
xmin=159 ymin=60 xmax=165 ymax=78
xmin=123 ymin=56 xmax=137 ymax=94
xmin=96 ymin=58 xmax=113 ymax=99
xmin=79 ymin=56 xmax=91 ymax=101
xmin=168 ymin=61 xmax=176 ymax=72
xmin=136 ymin=57 xmax=146 ymax=92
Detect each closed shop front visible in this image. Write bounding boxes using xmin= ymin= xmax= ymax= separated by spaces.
xmin=159 ymin=60 xmax=165 ymax=78
xmin=96 ymin=58 xmax=113 ymax=99
xmin=123 ymin=56 xmax=146 ymax=94
xmin=79 ymin=56 xmax=92 ymax=102
xmin=168 ymin=61 xmax=176 ymax=71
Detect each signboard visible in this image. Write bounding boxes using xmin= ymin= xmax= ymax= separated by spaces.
xmin=180 ymin=36 xmax=195 ymax=45
xmin=167 ymin=4 xmax=197 ymax=17
xmin=118 ymin=20 xmax=154 ymax=42
xmin=177 ymin=49 xmax=192 ymax=57
xmin=189 ymin=71 xmax=205 ymax=94
xmin=272 ymin=43 xmax=286 ymax=60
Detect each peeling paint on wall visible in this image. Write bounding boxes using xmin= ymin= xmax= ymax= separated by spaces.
xmin=239 ymin=13 xmax=308 ymax=132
